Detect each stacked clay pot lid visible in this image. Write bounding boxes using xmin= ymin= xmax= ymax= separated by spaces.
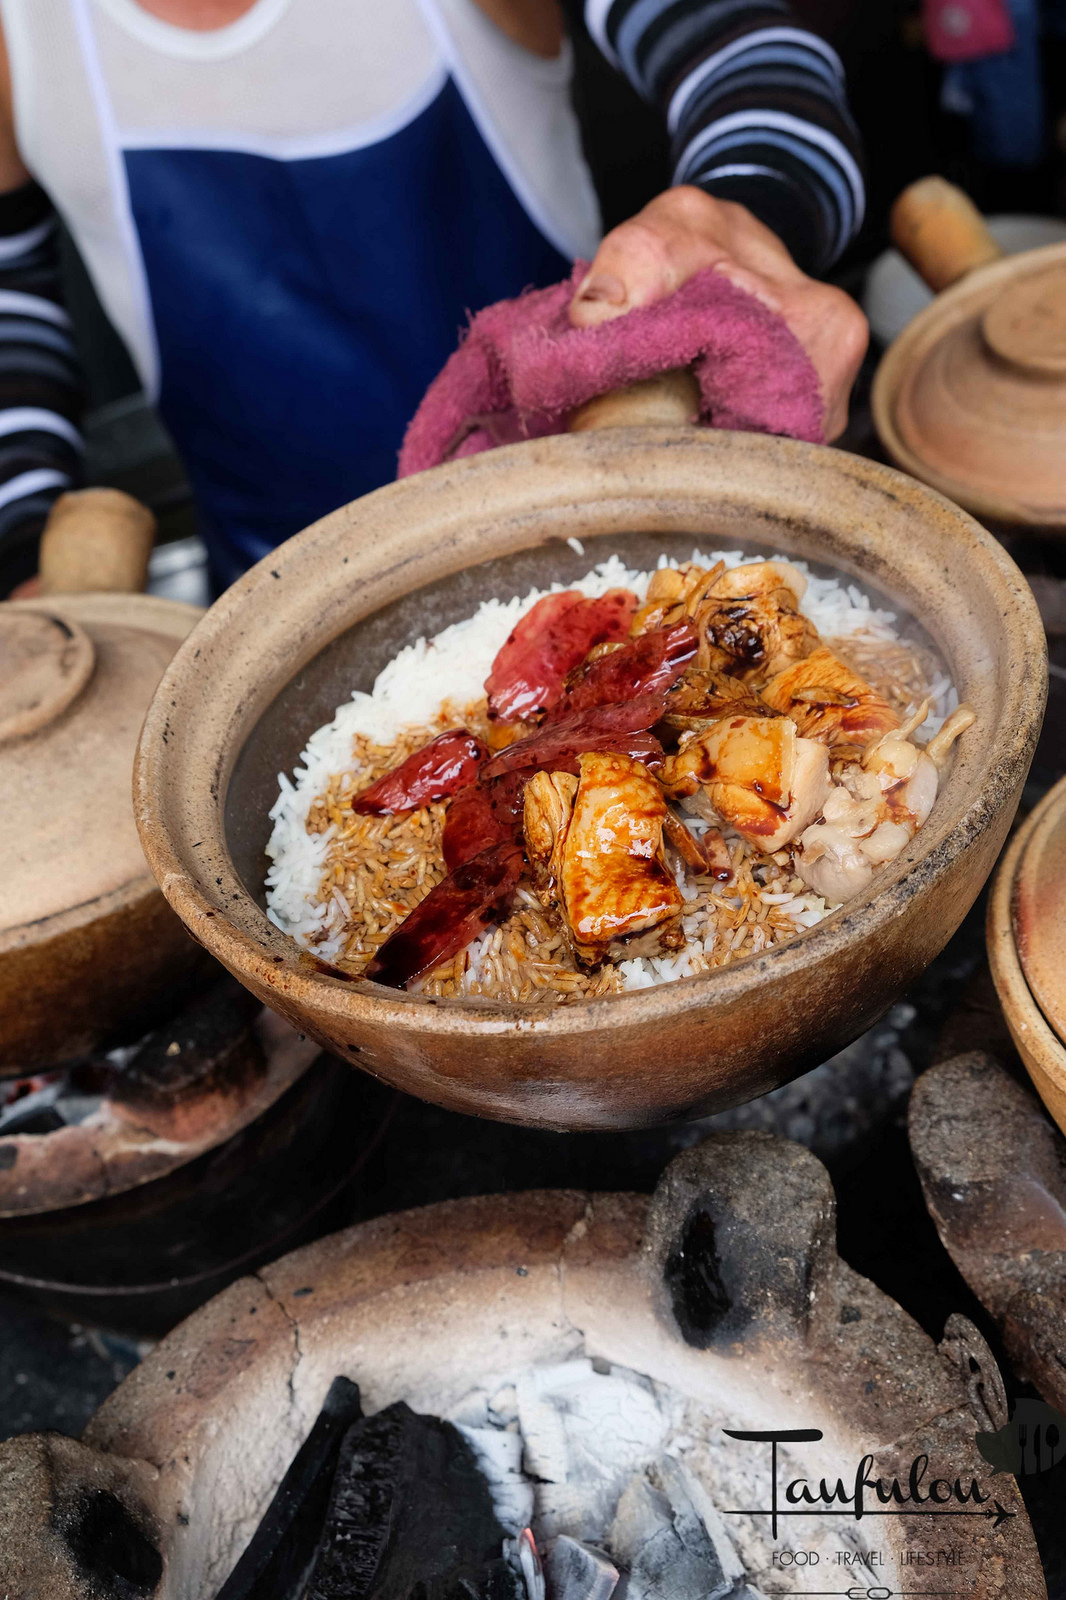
xmin=0 ymin=489 xmax=206 ymax=1069
xmin=873 ymin=178 xmax=1066 ymax=529
xmin=2 ymin=593 xmax=195 ymax=936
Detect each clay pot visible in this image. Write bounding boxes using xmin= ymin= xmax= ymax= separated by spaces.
xmin=0 ymin=1135 xmax=1044 ymax=1598
xmin=987 ymin=779 xmax=1066 ymax=1136
xmin=133 ymin=429 xmax=1045 ymax=1130
xmin=1 ymin=569 xmax=207 ymax=1070
xmin=873 ymin=177 xmax=1066 ymax=530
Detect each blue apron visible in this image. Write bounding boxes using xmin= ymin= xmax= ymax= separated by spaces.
xmin=124 ymin=76 xmax=569 ymax=583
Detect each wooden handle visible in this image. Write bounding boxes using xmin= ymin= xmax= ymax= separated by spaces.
xmin=38 ymin=488 xmax=156 ymax=596
xmin=890 ymin=177 xmax=1004 ymax=294
xmin=567 ymin=367 xmax=701 ymax=432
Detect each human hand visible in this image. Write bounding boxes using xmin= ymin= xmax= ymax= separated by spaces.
xmin=569 ymin=187 xmax=868 ymax=442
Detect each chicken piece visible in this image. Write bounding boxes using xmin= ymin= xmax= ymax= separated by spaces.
xmin=661 ymin=714 xmax=830 ymax=853
xmin=711 ymin=560 xmax=807 ymax=605
xmin=925 ymin=704 xmax=977 ymax=769
xmin=556 ymin=752 xmax=684 ymax=965
xmin=662 ymin=666 xmax=772 ymax=734
xmin=523 ymin=770 xmax=578 ymax=909
xmin=662 ymin=813 xmax=734 ymax=883
xmin=630 ymin=561 xmax=725 ymax=636
xmin=697 ymin=561 xmax=817 ymax=679
xmin=793 ymin=703 xmax=973 ymax=902
xmin=761 ymin=646 xmax=900 ymax=749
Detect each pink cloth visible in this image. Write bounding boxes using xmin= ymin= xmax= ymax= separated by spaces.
xmin=397 ymin=262 xmax=825 ymax=478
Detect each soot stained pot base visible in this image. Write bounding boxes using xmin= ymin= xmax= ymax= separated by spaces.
xmin=134 ymin=430 xmax=1046 ymax=1130
xmin=0 ymin=1134 xmax=1044 ymax=1598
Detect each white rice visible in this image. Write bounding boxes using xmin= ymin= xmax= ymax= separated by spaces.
xmin=265 ymin=550 xmax=954 ymax=977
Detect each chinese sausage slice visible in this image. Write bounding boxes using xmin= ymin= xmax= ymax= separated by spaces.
xmin=353 ymin=729 xmax=488 ymax=815
xmin=485 ymin=588 xmax=637 ymax=723
xmin=523 ymin=753 xmax=684 ymax=967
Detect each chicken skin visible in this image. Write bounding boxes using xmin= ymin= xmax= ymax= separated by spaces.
xmin=632 ymin=559 xmax=816 ymax=680
xmin=524 ymin=754 xmax=683 ymax=965
xmin=762 ymin=646 xmax=900 ymax=751
xmin=662 ymin=714 xmax=830 ymax=853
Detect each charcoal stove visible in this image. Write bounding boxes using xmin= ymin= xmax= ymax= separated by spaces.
xmin=0 ymin=1132 xmax=1047 ymax=1598
xmin=0 ymin=975 xmax=397 ymax=1334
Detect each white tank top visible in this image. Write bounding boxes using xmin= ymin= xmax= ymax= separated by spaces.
xmin=0 ymin=0 xmax=601 ymax=397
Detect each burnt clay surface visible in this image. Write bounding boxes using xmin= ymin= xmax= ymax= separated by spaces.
xmin=910 ymin=1051 xmax=1066 ymax=1415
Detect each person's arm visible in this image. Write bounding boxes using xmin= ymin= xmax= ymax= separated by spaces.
xmin=0 ymin=20 xmax=84 ymax=589
xmin=581 ymin=0 xmax=862 ymax=274
xmin=571 ymin=1 xmax=868 ymax=440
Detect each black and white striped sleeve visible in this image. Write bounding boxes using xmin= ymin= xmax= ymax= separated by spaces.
xmin=583 ymin=0 xmax=865 ymax=274
xmin=0 ymin=180 xmax=83 ymax=573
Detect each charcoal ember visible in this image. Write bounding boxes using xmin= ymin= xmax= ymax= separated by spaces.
xmin=542 ymin=1536 xmax=618 ymax=1600
xmin=217 ymin=1376 xmax=364 ymax=1600
xmin=608 ymin=1456 xmax=746 ymax=1600
xmin=108 ymin=979 xmax=265 ymax=1142
xmin=305 ymin=1401 xmax=523 ymax=1600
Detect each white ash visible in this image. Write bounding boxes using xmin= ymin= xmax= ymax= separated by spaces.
xmin=542 ymin=1537 xmax=618 ymax=1600
xmin=457 ymin=1423 xmax=534 ymax=1536
xmin=444 ymin=1358 xmax=875 ymax=1599
xmin=514 ymin=1360 xmax=675 ymax=1542
xmin=610 ymin=1454 xmax=752 ymax=1600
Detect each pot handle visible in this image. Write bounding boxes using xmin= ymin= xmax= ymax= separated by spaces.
xmin=38 ymin=487 xmax=157 ymax=595
xmin=567 ymin=367 xmax=701 ymax=432
xmin=890 ymin=176 xmax=1004 ymax=294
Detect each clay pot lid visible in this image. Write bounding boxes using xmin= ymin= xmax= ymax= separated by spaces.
xmin=875 ymin=244 xmax=1066 ymax=525
xmin=1 ymin=593 xmax=200 ymax=940
xmin=1012 ymin=774 xmax=1066 ymax=1048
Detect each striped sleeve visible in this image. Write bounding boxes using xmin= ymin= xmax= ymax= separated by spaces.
xmin=583 ymin=0 xmax=865 ymax=273
xmin=0 ymin=180 xmax=84 ymax=575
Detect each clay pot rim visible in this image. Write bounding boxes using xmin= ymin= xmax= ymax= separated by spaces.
xmin=988 ymin=778 xmax=1066 ymax=1105
xmin=872 ymin=241 xmax=1066 ymax=530
xmin=133 ymin=429 xmax=1045 ymax=1047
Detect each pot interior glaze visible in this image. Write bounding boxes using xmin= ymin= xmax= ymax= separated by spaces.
xmin=136 ymin=430 xmax=1046 ymax=1130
